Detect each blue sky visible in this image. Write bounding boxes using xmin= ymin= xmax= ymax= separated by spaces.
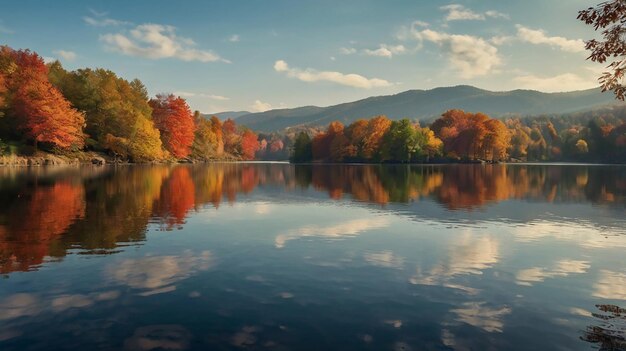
xmin=1 ymin=0 xmax=602 ymax=113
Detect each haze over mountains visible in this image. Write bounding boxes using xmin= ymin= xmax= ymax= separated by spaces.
xmin=209 ymin=85 xmax=617 ymax=132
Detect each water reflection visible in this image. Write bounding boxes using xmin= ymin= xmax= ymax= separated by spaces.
xmin=0 ymin=163 xmax=624 ymax=350
xmin=107 ymin=250 xmax=214 ymax=296
xmin=0 ymin=163 xmax=625 ymax=275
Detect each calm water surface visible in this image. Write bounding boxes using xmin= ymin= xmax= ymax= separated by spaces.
xmin=0 ymin=163 xmax=625 ymax=350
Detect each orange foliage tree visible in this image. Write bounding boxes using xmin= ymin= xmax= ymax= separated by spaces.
xmin=431 ymin=109 xmax=510 ymax=161
xmin=312 ymin=121 xmax=348 ymax=161
xmin=149 ymin=94 xmax=196 ymax=158
xmin=363 ymin=116 xmax=392 ymax=160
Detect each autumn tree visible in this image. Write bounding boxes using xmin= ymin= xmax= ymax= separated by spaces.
xmin=209 ymin=116 xmax=225 ymax=156
xmin=482 ymin=119 xmax=511 ymax=161
xmin=241 ymin=129 xmax=260 ymax=160
xmin=149 ymin=94 xmax=196 ymax=158
xmin=7 ymin=49 xmax=85 ymax=149
xmin=416 ymin=127 xmax=444 ymax=160
xmin=507 ymin=119 xmax=531 ymax=160
xmin=344 ymin=119 xmax=369 ymax=159
xmin=128 ymin=117 xmax=165 ymax=161
xmin=192 ymin=116 xmax=221 ymax=160
xmin=48 ymin=65 xmax=163 ymax=161
xmin=578 ymin=1 xmax=626 ymax=99
xmin=327 ymin=122 xmax=349 ymax=162
xmin=222 ymin=118 xmax=240 ymax=156
xmin=363 ymin=115 xmax=392 ymax=160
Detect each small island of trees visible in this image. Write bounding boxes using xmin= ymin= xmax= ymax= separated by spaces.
xmin=291 ymin=109 xmax=626 ymax=164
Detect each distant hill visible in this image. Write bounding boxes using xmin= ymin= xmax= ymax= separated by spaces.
xmin=232 ymin=85 xmax=618 ymax=132
xmin=204 ymin=111 xmax=250 ymax=120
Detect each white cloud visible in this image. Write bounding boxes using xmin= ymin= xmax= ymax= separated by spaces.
xmin=174 ymin=91 xmax=230 ymax=100
xmin=513 ymin=220 xmax=626 ymax=249
xmin=340 ymin=47 xmax=357 ymax=55
xmin=0 ymin=290 xmax=120 ymax=321
xmin=228 ymin=34 xmax=240 ymax=42
xmin=415 ymin=29 xmax=501 ymax=78
xmin=250 ymin=100 xmax=273 ymax=112
xmin=396 ymin=21 xmax=428 ymax=41
xmin=490 ymin=35 xmax=513 ymax=46
xmin=513 ymin=73 xmax=597 ymax=92
xmin=516 ymin=260 xmax=590 ymax=286
xmin=452 ymin=302 xmax=511 ymax=333
xmin=101 ymin=24 xmax=229 ymax=63
xmin=593 ymin=270 xmax=626 ymax=300
xmin=440 ymin=4 xmax=509 ymax=21
xmin=53 ymin=50 xmax=77 ymax=61
xmin=441 ymin=4 xmax=484 ymax=21
xmin=275 ymin=217 xmax=390 ymax=248
xmin=107 ymin=251 xmax=214 ymax=296
xmin=411 ymin=232 xmax=500 ymax=293
xmin=516 ymin=25 xmax=585 ymax=53
xmin=363 ymin=44 xmax=406 ymax=58
xmin=273 ymin=60 xmax=393 ymax=89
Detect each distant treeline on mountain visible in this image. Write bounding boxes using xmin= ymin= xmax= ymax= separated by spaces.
xmin=231 ymin=85 xmax=617 ymax=132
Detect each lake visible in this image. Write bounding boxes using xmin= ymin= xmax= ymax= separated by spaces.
xmin=0 ymin=163 xmax=624 ymax=350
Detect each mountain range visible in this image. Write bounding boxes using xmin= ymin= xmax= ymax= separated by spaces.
xmin=208 ymin=85 xmax=618 ymax=132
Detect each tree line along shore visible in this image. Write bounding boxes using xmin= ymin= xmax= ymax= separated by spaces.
xmin=1 ymin=45 xmax=625 ymax=166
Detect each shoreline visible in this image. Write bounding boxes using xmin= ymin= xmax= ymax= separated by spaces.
xmin=2 ymin=152 xmax=624 ymax=167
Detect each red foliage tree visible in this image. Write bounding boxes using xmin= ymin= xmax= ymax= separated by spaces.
xmin=149 ymin=94 xmax=195 ymax=158
xmin=241 ymin=129 xmax=260 ymax=160
xmin=10 ymin=49 xmax=85 ymax=149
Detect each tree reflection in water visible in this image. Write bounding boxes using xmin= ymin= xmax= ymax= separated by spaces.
xmin=0 ymin=163 xmax=624 ymax=274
